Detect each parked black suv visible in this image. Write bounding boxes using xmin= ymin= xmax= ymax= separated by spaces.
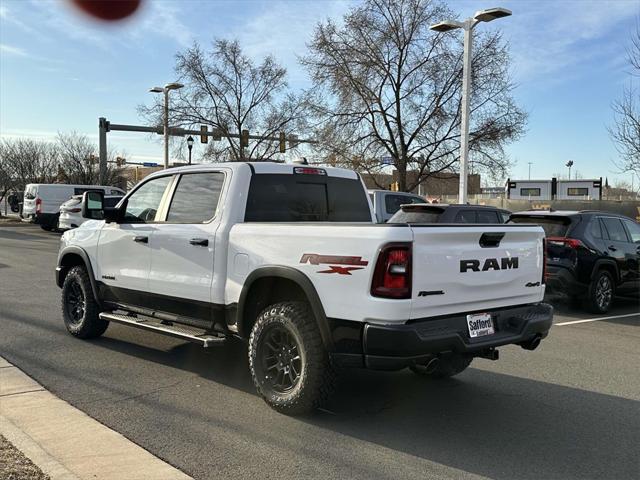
xmin=509 ymin=210 xmax=640 ymax=313
xmin=388 ymin=203 xmax=511 ymax=224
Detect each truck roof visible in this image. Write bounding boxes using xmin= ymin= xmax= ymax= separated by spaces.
xmin=145 ymin=162 xmax=359 ymax=180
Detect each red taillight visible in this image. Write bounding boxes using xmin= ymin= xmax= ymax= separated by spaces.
xmin=35 ymin=197 xmax=42 ymax=213
xmin=69 ymin=208 xmax=81 ymax=213
xmin=371 ymin=243 xmax=412 ymax=299
xmin=546 ymin=237 xmax=584 ymax=249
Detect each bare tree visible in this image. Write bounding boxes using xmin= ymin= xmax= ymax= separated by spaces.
xmin=302 ymin=0 xmax=526 ymax=191
xmin=140 ymin=39 xmax=308 ymax=161
xmin=56 ymin=132 xmax=122 ymax=185
xmin=610 ymin=22 xmax=640 ymax=177
xmin=0 ymin=138 xmax=60 ymax=197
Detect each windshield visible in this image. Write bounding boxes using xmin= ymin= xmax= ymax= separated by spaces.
xmin=389 ymin=207 xmax=444 ymax=223
xmin=509 ymin=215 xmax=572 ymax=237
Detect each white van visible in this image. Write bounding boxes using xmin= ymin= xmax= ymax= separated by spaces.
xmin=22 ymin=184 xmax=125 ymax=231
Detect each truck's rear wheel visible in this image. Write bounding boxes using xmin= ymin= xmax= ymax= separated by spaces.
xmin=248 ymin=301 xmax=334 ymax=415
xmin=61 ymin=266 xmax=109 ymax=339
xmin=410 ymin=354 xmax=472 ymax=379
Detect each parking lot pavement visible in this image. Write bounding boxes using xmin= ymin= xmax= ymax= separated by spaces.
xmin=1 ymin=224 xmax=639 ymax=480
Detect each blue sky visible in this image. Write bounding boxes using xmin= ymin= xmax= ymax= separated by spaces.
xmin=1 ymin=0 xmax=639 ymax=185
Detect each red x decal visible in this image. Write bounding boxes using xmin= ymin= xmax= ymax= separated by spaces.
xmin=317 ymin=266 xmax=364 ymax=275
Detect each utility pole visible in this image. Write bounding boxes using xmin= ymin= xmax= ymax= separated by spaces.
xmin=528 ymin=162 xmax=532 ymax=180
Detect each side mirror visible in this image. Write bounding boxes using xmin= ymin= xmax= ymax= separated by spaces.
xmin=82 ymin=191 xmax=104 ymax=219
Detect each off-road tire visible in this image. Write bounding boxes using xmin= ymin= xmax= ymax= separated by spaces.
xmin=587 ymin=269 xmax=615 ymax=314
xmin=248 ymin=301 xmax=334 ymax=415
xmin=410 ymin=354 xmax=473 ymax=379
xmin=61 ymin=266 xmax=108 ymax=339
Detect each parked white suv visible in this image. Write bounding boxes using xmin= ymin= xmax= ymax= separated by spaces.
xmin=58 ymin=195 xmax=124 ymax=231
xmin=56 ymin=162 xmax=552 ymax=414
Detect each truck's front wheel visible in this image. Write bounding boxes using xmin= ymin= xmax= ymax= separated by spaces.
xmin=61 ymin=266 xmax=109 ymax=339
xmin=248 ymin=301 xmax=334 ymax=415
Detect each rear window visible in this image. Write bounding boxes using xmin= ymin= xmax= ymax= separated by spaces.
xmin=384 ymin=194 xmax=424 ymax=214
xmin=24 ymin=186 xmax=37 ymax=200
xmin=245 ymin=174 xmax=371 ymax=222
xmin=477 ymin=210 xmax=501 ymax=224
xmin=509 ymin=215 xmax=572 ymax=237
xmin=455 ymin=210 xmax=476 ymax=223
xmin=63 ymin=197 xmax=82 ymax=207
xmin=389 ymin=207 xmax=444 ymax=223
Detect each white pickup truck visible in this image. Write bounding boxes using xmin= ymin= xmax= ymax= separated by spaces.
xmin=56 ymin=162 xmax=552 ymax=414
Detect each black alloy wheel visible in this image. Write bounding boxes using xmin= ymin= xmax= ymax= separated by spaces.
xmin=255 ymin=323 xmax=303 ymax=394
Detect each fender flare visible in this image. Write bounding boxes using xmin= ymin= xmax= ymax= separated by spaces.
xmin=236 ymin=266 xmax=333 ymax=349
xmin=591 ymin=258 xmax=620 ymax=284
xmin=56 ymin=246 xmax=102 ymax=307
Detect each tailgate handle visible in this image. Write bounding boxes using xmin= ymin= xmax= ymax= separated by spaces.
xmin=479 ymin=232 xmax=505 ymax=248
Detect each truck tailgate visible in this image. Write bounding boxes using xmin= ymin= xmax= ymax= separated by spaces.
xmin=410 ymin=225 xmax=545 ymax=319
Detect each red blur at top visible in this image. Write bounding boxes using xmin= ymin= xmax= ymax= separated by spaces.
xmin=71 ymin=0 xmax=142 ymax=21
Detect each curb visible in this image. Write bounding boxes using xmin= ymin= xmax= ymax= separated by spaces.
xmin=0 ymin=357 xmax=192 ymax=480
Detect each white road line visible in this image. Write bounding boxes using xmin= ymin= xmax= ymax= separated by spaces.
xmin=555 ymin=312 xmax=640 ymax=326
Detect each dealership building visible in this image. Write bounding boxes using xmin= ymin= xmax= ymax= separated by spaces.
xmin=506 ymin=178 xmax=603 ymax=200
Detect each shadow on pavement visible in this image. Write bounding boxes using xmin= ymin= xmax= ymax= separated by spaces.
xmin=82 ymin=324 xmax=639 ymax=480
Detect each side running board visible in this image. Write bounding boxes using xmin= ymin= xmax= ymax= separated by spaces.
xmin=99 ymin=312 xmax=227 ymax=348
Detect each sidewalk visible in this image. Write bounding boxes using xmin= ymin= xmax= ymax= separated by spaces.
xmin=0 ymin=356 xmax=192 ymax=480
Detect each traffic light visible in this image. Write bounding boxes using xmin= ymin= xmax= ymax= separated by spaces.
xmin=241 ymin=129 xmax=249 ymax=147
xmin=279 ymin=132 xmax=286 ymax=153
xmin=200 ymin=125 xmax=208 ymax=144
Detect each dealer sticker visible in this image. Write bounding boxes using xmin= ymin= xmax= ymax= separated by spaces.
xmin=467 ymin=313 xmax=495 ymax=338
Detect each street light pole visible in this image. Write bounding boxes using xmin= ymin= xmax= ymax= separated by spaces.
xmin=149 ymin=82 xmax=184 ymax=169
xmin=187 ymin=136 xmax=194 ymax=165
xmin=459 ymin=24 xmax=473 ymax=204
xmin=430 ymin=7 xmax=512 ymax=204
xmin=566 ymin=160 xmax=574 ymax=180
xmin=528 ymin=161 xmax=532 ymax=180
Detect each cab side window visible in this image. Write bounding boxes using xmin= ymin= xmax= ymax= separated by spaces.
xmin=601 ymin=217 xmax=629 ymax=242
xmin=166 ymin=172 xmax=224 ymax=223
xmin=622 ymin=219 xmax=640 ymax=243
xmin=123 ymin=176 xmax=172 ymax=223
xmin=588 ymin=218 xmax=603 ymax=239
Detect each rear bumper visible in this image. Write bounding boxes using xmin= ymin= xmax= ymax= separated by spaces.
xmin=545 ymin=265 xmax=586 ymax=296
xmin=330 ymin=303 xmax=553 ymax=370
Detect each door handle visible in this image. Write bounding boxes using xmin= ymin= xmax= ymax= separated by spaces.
xmin=133 ymin=235 xmax=148 ymax=244
xmin=189 ymin=238 xmax=209 ymax=246
xmin=608 ymin=245 xmax=617 ymax=251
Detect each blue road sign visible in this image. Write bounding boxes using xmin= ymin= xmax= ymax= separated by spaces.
xmin=142 ymin=162 xmax=158 ymax=167
xmin=381 ymin=156 xmax=394 ymax=165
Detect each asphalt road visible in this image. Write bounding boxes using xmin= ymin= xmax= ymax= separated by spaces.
xmin=1 ymin=224 xmax=639 ymax=480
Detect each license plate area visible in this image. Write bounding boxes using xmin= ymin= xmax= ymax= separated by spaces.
xmin=466 ymin=313 xmax=495 ymax=338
